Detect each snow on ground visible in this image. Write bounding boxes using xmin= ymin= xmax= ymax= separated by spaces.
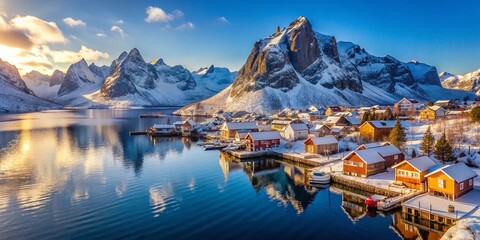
xmin=441 ymin=218 xmax=480 ymax=240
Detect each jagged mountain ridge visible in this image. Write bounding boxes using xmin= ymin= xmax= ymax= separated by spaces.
xmin=175 ymin=16 xmax=474 ymax=115
xmin=441 ymin=69 xmax=480 ymax=95
xmin=0 ymin=59 xmax=60 ymax=112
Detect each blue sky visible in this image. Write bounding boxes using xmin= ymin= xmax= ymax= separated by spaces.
xmin=1 ymin=0 xmax=480 ymax=75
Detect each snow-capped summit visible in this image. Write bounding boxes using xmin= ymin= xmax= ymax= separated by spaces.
xmin=0 ymin=59 xmax=59 ymax=112
xmin=441 ymin=68 xmax=480 ymax=95
xmin=58 ymin=58 xmax=102 ymax=96
xmin=175 ymin=16 xmax=474 ymax=115
xmin=405 ymin=60 xmax=441 ymax=86
xmin=0 ymin=58 xmax=33 ymax=94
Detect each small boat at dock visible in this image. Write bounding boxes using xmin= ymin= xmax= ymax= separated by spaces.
xmin=309 ymin=171 xmax=331 ymax=184
xmin=365 ymin=195 xmax=387 ymax=209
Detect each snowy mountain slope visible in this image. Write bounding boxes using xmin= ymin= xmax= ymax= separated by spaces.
xmin=405 ymin=60 xmax=441 ymax=86
xmin=441 ymin=69 xmax=480 ymax=95
xmin=186 ymin=65 xmax=237 ymax=100
xmin=0 ymin=59 xmax=60 ymax=112
xmin=23 ymin=70 xmax=65 ymax=100
xmin=89 ymin=63 xmax=111 ymax=80
xmin=58 ymin=59 xmax=102 ymax=97
xmin=176 ymin=16 xmax=472 ymax=115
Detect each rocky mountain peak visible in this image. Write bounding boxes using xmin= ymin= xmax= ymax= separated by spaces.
xmin=286 ymin=16 xmax=320 ymax=71
xmin=153 ymin=58 xmax=166 ymax=66
xmin=206 ymin=65 xmax=215 ymax=74
xmin=0 ymin=58 xmax=33 ymax=94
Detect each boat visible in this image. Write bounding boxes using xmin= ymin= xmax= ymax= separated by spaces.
xmin=365 ymin=195 xmax=387 ymax=209
xmin=309 ymin=171 xmax=331 ymax=184
xmin=204 ymin=144 xmax=228 ymax=150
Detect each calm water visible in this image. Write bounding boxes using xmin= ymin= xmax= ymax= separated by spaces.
xmin=0 ymin=109 xmax=440 ymax=239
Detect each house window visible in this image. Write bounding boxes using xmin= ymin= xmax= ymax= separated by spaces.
xmin=460 ymin=182 xmax=464 ymax=190
xmin=469 ymin=179 xmax=473 ymax=186
xmin=394 ymin=155 xmax=398 ymax=160
xmin=438 ymin=179 xmax=444 ymax=188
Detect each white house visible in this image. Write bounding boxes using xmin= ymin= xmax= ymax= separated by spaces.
xmin=283 ymin=123 xmax=309 ymax=141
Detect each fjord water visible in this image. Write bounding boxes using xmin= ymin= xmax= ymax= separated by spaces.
xmin=0 ymin=109 xmax=414 ymax=239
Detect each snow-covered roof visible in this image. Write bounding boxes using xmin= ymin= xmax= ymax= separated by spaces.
xmin=247 ymin=131 xmax=281 ymax=141
xmin=374 ymin=144 xmax=402 ymax=156
xmin=392 ymin=156 xmax=438 ymax=172
xmin=287 ymin=123 xmax=309 ymax=131
xmin=402 ymin=193 xmax=477 ymax=220
xmin=427 ymin=105 xmax=446 ymax=112
xmin=272 ymin=119 xmax=291 ymax=125
xmin=305 ymin=135 xmax=338 ymax=145
xmin=344 ymin=144 xmax=401 ymax=164
xmin=224 ymin=122 xmax=258 ymax=130
xmin=324 ymin=116 xmax=341 ymax=124
xmin=311 ymin=124 xmax=330 ymax=131
xmin=435 ymin=100 xmax=452 ymax=104
xmin=356 ymin=142 xmax=390 ymax=150
xmin=153 ymin=124 xmax=175 ymax=129
xmin=345 ymin=117 xmax=360 ymax=125
xmin=425 ymin=163 xmax=477 ymax=182
xmin=351 ymin=150 xmax=385 ymax=164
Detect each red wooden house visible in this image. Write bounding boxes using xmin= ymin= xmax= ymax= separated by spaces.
xmin=245 ymin=131 xmax=281 ymax=152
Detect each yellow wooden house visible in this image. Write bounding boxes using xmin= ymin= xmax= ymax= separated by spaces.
xmin=425 ymin=163 xmax=477 ymax=201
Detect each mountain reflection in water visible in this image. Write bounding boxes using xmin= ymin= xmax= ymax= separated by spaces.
xmin=0 ymin=109 xmax=444 ymax=239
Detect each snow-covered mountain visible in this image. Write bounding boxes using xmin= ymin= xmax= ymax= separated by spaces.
xmin=405 ymin=60 xmax=441 ymax=86
xmin=0 ymin=59 xmax=59 ymax=112
xmin=175 ymin=16 xmax=474 ymax=115
xmin=187 ymin=65 xmax=237 ymax=99
xmin=441 ymin=69 xmax=480 ymax=95
xmin=23 ymin=70 xmax=65 ymax=100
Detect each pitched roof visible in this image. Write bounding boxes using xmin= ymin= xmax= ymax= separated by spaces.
xmin=345 ymin=149 xmax=385 ymax=164
xmin=356 ymin=142 xmax=390 ymax=150
xmin=247 ymin=131 xmax=282 ymax=141
xmin=425 ymin=163 xmax=477 ymax=182
xmin=427 ymin=105 xmax=446 ymax=112
xmin=344 ymin=144 xmax=401 ymax=164
xmin=287 ymin=123 xmax=309 ymax=131
xmin=328 ymin=106 xmax=342 ymax=112
xmin=311 ymin=124 xmax=330 ymax=131
xmin=374 ymin=144 xmax=402 ymax=156
xmin=392 ymin=156 xmax=438 ymax=172
xmin=224 ymin=122 xmax=258 ymax=130
xmin=345 ymin=117 xmax=361 ymax=125
xmin=305 ymin=135 xmax=338 ymax=145
xmin=365 ymin=120 xmax=408 ymax=129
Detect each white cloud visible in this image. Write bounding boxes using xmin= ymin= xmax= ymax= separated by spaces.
xmin=63 ymin=17 xmax=86 ymax=27
xmin=96 ymin=33 xmax=107 ymax=37
xmin=176 ymin=22 xmax=194 ymax=30
xmin=110 ymin=25 xmax=127 ymax=38
xmin=218 ymin=16 xmax=229 ymax=23
xmin=145 ymin=6 xmax=183 ymax=23
xmin=0 ymin=15 xmax=108 ymax=75
xmin=48 ymin=45 xmax=109 ymax=63
xmin=116 ymin=19 xmax=124 ymax=25
xmin=10 ymin=15 xmax=67 ymax=44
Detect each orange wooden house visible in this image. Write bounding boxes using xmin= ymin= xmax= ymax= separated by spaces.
xmin=359 ymin=120 xmax=400 ymax=141
xmin=424 ymin=163 xmax=477 ymax=201
xmin=342 ymin=144 xmax=403 ymax=177
xmin=392 ymin=156 xmax=438 ymax=190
